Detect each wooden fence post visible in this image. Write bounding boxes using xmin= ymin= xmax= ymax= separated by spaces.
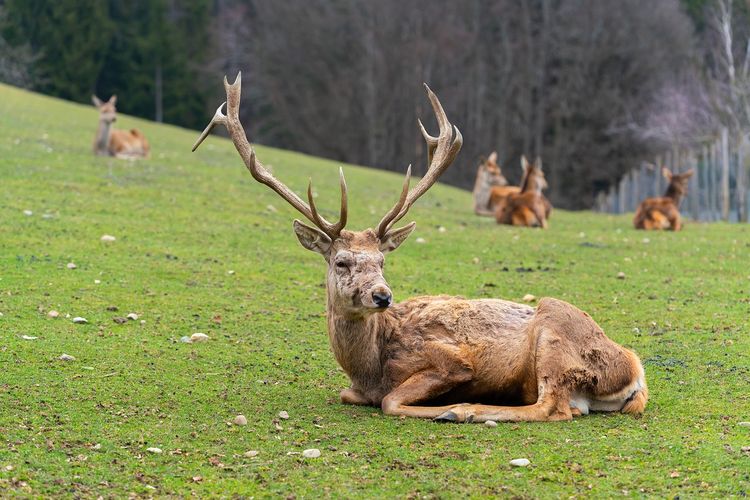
xmin=721 ymin=127 xmax=730 ymax=221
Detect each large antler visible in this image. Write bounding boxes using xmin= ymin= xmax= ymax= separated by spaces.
xmin=192 ymin=72 xmax=347 ymax=240
xmin=376 ymin=84 xmax=463 ymax=238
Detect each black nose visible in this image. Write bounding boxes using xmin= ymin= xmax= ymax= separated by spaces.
xmin=372 ymin=291 xmax=392 ymax=308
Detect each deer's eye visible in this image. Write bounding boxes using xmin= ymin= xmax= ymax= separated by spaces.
xmin=335 ymin=261 xmax=349 ymax=269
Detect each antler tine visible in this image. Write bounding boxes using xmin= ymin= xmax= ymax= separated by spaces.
xmin=376 ymin=165 xmax=412 ymax=238
xmin=376 ymin=85 xmax=462 ymax=237
xmin=192 ymin=102 xmax=227 ymax=152
xmin=193 ymin=71 xmax=347 ymax=240
xmin=306 ymin=167 xmax=348 ymax=235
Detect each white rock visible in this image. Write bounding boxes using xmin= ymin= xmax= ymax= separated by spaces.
xmin=302 ymin=448 xmax=321 ymax=458
xmin=278 ymin=411 xmax=289 ymax=420
xmin=522 ymin=294 xmax=536 ymax=302
xmin=140 ymin=320 xmax=146 ymax=325
xmin=485 ymin=420 xmax=498 ymax=427
xmin=94 ymin=280 xmax=101 ymax=284
xmin=100 ymin=235 xmax=116 ymax=242
xmin=67 ymin=262 xmax=77 ymax=270
xmin=59 ymin=354 xmax=76 ymax=361
xmin=191 ymin=333 xmax=209 ymax=343
xmin=616 ymin=272 xmax=626 ymax=280
xmin=233 ymin=415 xmax=248 ymax=426
xmin=227 ymin=270 xmax=235 ymax=275
xmin=438 ymin=226 xmax=447 ymax=233
xmin=126 ymin=313 xmax=139 ymax=321
xmin=179 ymin=336 xmax=193 ymax=343
xmin=415 ymin=237 xmax=426 ymax=244
xmin=642 ymin=238 xmax=650 ymax=244
xmin=739 ymin=422 xmax=750 ymax=427
xmin=42 ymin=213 xmax=54 ymax=219
xmin=510 ymin=458 xmax=530 ymax=467
xmin=47 ymin=310 xmax=60 ymax=318
xmin=23 ymin=209 xmax=34 ymax=216
xmin=22 ymin=335 xmax=38 ymax=340
xmin=244 ymin=450 xmax=259 ymax=458
xmin=146 ymin=447 xmax=162 ymax=454
xmin=72 ymin=317 xmax=88 ymax=324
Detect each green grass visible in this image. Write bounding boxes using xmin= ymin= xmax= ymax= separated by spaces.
xmin=1 ymin=81 xmax=749 ymax=498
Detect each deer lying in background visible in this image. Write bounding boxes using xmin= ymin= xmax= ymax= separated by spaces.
xmin=633 ymin=167 xmax=694 ymax=231
xmin=495 ymin=156 xmax=552 ymax=228
xmin=193 ymin=73 xmax=647 ymax=423
xmin=472 ymin=152 xmax=518 ymax=216
xmin=92 ymin=95 xmax=150 ymax=158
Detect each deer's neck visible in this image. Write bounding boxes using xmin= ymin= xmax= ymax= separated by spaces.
xmin=94 ymin=119 xmax=112 ymax=155
xmin=326 ymin=293 xmax=395 ymax=394
xmin=664 ymin=184 xmax=682 ymax=205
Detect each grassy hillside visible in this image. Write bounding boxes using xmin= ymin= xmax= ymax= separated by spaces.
xmin=1 ymin=82 xmax=748 ymax=498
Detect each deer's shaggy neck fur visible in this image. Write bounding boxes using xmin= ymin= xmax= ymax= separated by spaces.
xmin=664 ymin=181 xmax=685 ymax=206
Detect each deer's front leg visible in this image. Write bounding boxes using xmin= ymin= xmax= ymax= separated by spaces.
xmin=340 ymin=388 xmax=370 ymax=406
xmin=381 ymin=370 xmax=470 ymax=419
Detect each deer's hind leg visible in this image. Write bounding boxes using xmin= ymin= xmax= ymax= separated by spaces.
xmin=434 ymin=327 xmax=594 ymax=423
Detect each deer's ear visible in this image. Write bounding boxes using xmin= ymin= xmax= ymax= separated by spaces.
xmin=380 ymin=222 xmax=416 ymax=254
xmin=92 ymin=95 xmax=103 ymax=107
xmin=521 ymin=155 xmax=529 ymax=172
xmin=109 ymin=95 xmax=118 ymax=105
xmin=488 ymin=151 xmax=498 ymax=164
xmin=683 ymin=169 xmax=695 ymax=178
xmin=293 ymin=220 xmax=331 ymax=256
xmin=662 ymin=167 xmax=672 ymax=180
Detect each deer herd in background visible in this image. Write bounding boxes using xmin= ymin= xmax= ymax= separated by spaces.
xmin=472 ymin=152 xmax=694 ymax=231
xmin=90 ymin=91 xmax=691 ymax=231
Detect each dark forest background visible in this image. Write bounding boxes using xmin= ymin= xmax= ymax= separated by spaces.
xmin=2 ymin=0 xmax=748 ymax=208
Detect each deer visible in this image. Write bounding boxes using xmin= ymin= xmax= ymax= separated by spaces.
xmin=494 ymin=156 xmax=552 ymax=228
xmin=472 ymin=152 xmax=518 ymax=216
xmin=633 ymin=167 xmax=694 ymax=231
xmin=91 ymin=95 xmax=150 ymax=159
xmin=192 ymin=73 xmax=648 ymax=423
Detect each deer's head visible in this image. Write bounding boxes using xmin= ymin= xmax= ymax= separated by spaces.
xmin=193 ymin=74 xmax=461 ymax=317
xmin=663 ymin=167 xmax=694 ymax=197
xmin=478 ymin=151 xmax=508 ymax=187
xmin=92 ymin=95 xmax=118 ymax=124
xmin=520 ymin=155 xmax=547 ymax=193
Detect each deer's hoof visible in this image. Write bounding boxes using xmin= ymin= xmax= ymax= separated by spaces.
xmin=434 ymin=410 xmax=459 ymax=423
xmin=434 ymin=407 xmax=475 ymax=423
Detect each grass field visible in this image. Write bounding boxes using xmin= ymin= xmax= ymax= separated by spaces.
xmin=1 ymin=81 xmax=749 ymax=498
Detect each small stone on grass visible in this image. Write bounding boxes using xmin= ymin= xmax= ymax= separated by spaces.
xmin=100 ymin=235 xmax=116 ymax=242
xmin=739 ymin=421 xmax=750 ymax=427
xmin=302 ymin=448 xmax=321 ymax=458
xmin=522 ymin=294 xmax=536 ymax=302
xmin=66 ymin=262 xmax=77 ymax=270
xmin=23 ymin=210 xmax=33 ymax=216
xmin=179 ymin=336 xmax=192 ymax=343
xmin=146 ymin=447 xmax=163 ymax=454
xmin=485 ymin=420 xmax=498 ymax=427
xmin=47 ymin=310 xmax=60 ymax=318
xmin=72 ymin=317 xmax=88 ymax=324
xmin=126 ymin=313 xmax=139 ymax=321
xmin=233 ymin=415 xmax=248 ymax=426
xmin=59 ymin=354 xmax=76 ymax=361
xmin=278 ymin=411 xmax=289 ymax=420
xmin=616 ymin=272 xmax=626 ymax=280
xmin=191 ymin=333 xmax=209 ymax=342
xmin=244 ymin=450 xmax=259 ymax=458
xmin=510 ymin=458 xmax=530 ymax=467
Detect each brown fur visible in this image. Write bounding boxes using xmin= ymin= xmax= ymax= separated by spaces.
xmin=472 ymin=152 xmax=517 ymax=216
xmin=633 ymin=167 xmax=693 ymax=231
xmin=495 ymin=156 xmax=552 ymax=228
xmin=92 ymin=95 xmax=150 ymax=159
xmin=293 ymin=226 xmax=648 ymax=423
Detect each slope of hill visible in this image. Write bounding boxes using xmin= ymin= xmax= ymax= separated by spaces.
xmin=0 ymin=82 xmax=748 ymax=497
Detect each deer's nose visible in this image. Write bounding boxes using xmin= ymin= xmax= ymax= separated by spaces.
xmin=372 ymin=291 xmax=392 ymax=308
